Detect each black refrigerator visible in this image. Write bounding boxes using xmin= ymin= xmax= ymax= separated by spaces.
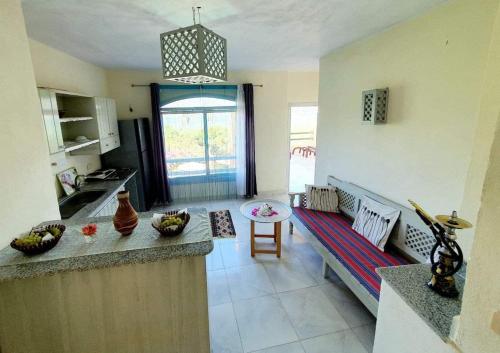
xmin=101 ymin=118 xmax=154 ymax=211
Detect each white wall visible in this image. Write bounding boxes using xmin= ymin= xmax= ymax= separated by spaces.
xmin=0 ymin=0 xmax=60 ymax=247
xmin=316 ymin=0 xmax=499 ymax=258
xmin=29 ymin=39 xmax=109 ymax=196
xmin=456 ymin=2 xmax=500 ymax=351
xmin=106 ymin=70 xmax=319 ymax=193
xmin=374 ymin=282 xmax=455 ymax=353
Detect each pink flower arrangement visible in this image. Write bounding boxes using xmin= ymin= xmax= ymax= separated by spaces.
xmin=251 ymin=207 xmax=278 ymax=217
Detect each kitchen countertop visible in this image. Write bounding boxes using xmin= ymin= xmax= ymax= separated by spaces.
xmin=0 ymin=208 xmax=213 ymax=282
xmin=377 ymin=264 xmax=465 ymax=342
xmin=60 ymin=169 xmax=137 ymax=220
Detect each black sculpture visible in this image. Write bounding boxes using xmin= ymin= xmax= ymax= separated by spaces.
xmin=409 ymin=200 xmax=472 ymax=298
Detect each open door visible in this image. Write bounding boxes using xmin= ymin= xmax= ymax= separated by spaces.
xmin=288 ymin=104 xmax=318 ymax=192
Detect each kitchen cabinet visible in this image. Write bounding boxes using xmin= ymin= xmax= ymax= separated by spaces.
xmin=95 ymin=97 xmax=120 ymax=154
xmin=107 ymin=99 xmax=119 ymax=138
xmin=38 ymin=89 xmax=120 ymax=156
xmin=62 ymin=96 xmax=121 ymax=155
xmin=38 ymin=88 xmax=65 ymax=154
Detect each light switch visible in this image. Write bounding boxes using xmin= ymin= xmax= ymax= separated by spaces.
xmin=491 ymin=311 xmax=500 ymax=335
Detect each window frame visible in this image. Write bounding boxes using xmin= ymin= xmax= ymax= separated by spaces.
xmin=161 ymin=101 xmax=237 ymax=182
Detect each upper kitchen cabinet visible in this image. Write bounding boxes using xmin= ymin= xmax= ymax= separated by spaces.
xmin=105 ymin=98 xmax=119 ymax=138
xmin=38 ymin=88 xmax=65 ymax=154
xmin=57 ymin=95 xmax=121 ymax=155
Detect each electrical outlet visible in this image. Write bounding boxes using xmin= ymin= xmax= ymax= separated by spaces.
xmin=491 ymin=311 xmax=500 ymax=335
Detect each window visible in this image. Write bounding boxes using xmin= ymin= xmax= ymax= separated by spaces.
xmin=162 ymin=97 xmax=237 ymax=180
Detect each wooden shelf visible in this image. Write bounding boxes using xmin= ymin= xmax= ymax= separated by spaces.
xmin=64 ymin=139 xmax=99 ymax=153
xmin=60 ymin=117 xmax=94 ymax=123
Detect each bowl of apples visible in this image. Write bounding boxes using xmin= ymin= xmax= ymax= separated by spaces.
xmin=152 ymin=210 xmax=190 ymax=237
xmin=10 ymin=224 xmax=65 ymax=255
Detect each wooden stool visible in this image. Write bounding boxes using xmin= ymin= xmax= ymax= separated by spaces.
xmin=250 ymin=220 xmax=282 ymax=257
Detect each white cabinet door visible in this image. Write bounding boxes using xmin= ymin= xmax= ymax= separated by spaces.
xmin=100 ymin=136 xmax=115 ymax=155
xmin=38 ymin=88 xmax=65 ymax=154
xmin=106 ymin=99 xmax=119 ymax=138
xmin=95 ymin=97 xmax=111 ymax=138
xmin=106 ymin=98 xmax=120 ymax=150
xmin=95 ymin=98 xmax=120 ymax=152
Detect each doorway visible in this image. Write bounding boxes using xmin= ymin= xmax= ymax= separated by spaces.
xmin=288 ymin=104 xmax=318 ymax=192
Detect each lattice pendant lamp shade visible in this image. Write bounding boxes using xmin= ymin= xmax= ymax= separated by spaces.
xmin=160 ymin=23 xmax=227 ymax=84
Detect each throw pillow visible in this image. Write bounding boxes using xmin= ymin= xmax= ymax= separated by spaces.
xmin=352 ymin=196 xmax=400 ymax=251
xmin=305 ymin=185 xmax=339 ymax=213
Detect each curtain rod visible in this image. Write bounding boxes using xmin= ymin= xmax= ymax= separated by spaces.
xmin=130 ymin=84 xmax=263 ymax=87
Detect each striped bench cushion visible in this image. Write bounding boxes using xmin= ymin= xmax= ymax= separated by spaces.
xmin=293 ymin=207 xmax=409 ymax=300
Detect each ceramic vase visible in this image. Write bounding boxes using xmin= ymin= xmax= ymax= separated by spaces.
xmin=113 ymin=191 xmax=138 ymax=235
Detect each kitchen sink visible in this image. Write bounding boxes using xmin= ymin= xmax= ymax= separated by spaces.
xmin=59 ymin=190 xmax=107 ymax=219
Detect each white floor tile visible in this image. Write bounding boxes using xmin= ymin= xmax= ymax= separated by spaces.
xmin=251 ymin=341 xmax=305 ymax=353
xmin=226 ymin=264 xmax=276 ymax=300
xmin=301 ymin=330 xmax=368 ymax=353
xmin=279 ymin=286 xmax=349 ymax=339
xmin=233 ymin=296 xmax=298 ymax=352
xmin=209 ymin=303 xmax=244 ymax=353
xmin=206 ymin=240 xmax=224 ymax=271
xmin=171 ymin=197 xmax=378 ymax=353
xmin=352 ymin=324 xmax=375 ymax=353
xmin=319 ymin=283 xmax=375 ymax=328
xmin=263 ymin=257 xmax=317 ymax=292
xmin=220 ymin=239 xmax=260 ymax=268
xmin=207 ymin=269 xmax=231 ymax=307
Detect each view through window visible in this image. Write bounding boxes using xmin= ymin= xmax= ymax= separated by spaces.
xmin=162 ymin=97 xmax=237 ymax=179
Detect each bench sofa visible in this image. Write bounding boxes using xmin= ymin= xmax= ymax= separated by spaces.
xmin=289 ymin=175 xmax=435 ymax=316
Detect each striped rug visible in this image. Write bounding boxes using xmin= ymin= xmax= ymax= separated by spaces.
xmin=209 ymin=210 xmax=236 ymax=238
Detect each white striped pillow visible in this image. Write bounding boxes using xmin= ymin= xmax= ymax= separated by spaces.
xmin=352 ymin=196 xmax=400 ymax=251
xmin=305 ymin=185 xmax=339 ymax=213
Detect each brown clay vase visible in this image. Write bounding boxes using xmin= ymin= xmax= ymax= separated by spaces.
xmin=113 ymin=191 xmax=138 ymax=235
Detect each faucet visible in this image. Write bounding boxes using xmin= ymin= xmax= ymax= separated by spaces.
xmin=74 ymin=174 xmax=86 ymax=192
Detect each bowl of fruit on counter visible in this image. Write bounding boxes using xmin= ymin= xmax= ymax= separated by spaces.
xmin=151 ymin=210 xmax=190 ymax=237
xmin=10 ymin=224 xmax=65 ymax=255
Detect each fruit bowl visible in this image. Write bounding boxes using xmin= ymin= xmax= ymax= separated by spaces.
xmin=152 ymin=211 xmax=190 ymax=237
xmin=10 ymin=224 xmax=66 ymax=255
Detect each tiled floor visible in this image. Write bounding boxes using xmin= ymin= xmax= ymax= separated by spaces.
xmin=164 ymin=195 xmax=376 ymax=353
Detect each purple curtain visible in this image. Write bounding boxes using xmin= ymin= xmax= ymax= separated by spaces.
xmin=150 ymin=83 xmax=172 ymax=204
xmin=243 ymin=83 xmax=257 ymax=198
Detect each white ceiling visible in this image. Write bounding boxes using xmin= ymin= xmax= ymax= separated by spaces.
xmin=21 ymin=0 xmax=447 ymax=71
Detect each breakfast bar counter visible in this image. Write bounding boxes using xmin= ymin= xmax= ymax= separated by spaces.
xmin=0 ymin=208 xmax=213 ymax=353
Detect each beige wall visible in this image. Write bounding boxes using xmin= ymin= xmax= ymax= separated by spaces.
xmin=456 ymin=2 xmax=500 ymax=351
xmin=29 ymin=39 xmax=109 ymax=196
xmin=316 ymin=0 xmax=499 ymax=259
xmin=459 ymin=0 xmax=500 ymax=255
xmin=106 ymin=70 xmax=319 ymax=193
xmin=29 ymin=39 xmax=108 ymax=97
xmin=0 ymin=0 xmax=60 ymax=247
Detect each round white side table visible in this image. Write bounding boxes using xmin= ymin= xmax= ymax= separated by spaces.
xmin=240 ymin=199 xmax=292 ymax=258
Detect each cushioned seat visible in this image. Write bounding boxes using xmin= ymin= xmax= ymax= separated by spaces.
xmin=292 ymin=207 xmax=409 ymax=300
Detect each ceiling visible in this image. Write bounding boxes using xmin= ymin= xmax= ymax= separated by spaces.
xmin=21 ymin=0 xmax=447 ymax=71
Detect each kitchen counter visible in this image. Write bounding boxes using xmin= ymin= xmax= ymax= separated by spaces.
xmin=376 ymin=264 xmax=465 ymax=341
xmin=0 ymin=208 xmax=213 ymax=353
xmin=59 ymin=169 xmax=136 ymax=220
xmin=0 ymin=208 xmax=213 ymax=282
